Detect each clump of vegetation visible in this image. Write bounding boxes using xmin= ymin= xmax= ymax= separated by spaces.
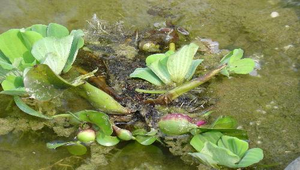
xmin=0 ymin=23 xmax=129 ymax=119
xmin=0 ymin=21 xmax=262 ymax=170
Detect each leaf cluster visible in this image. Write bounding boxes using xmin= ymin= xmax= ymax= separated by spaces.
xmin=130 ymin=43 xmax=203 ymax=86
xmin=189 ymin=132 xmax=263 ymax=169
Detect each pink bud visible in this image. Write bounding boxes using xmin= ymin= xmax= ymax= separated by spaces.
xmin=196 ymin=120 xmax=206 ymax=127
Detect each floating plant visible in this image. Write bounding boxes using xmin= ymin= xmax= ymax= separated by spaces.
xmin=0 ymin=23 xmax=129 ymax=119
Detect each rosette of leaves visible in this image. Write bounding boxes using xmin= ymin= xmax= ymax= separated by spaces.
xmin=47 ymin=110 xmax=158 ymax=155
xmin=130 ymin=43 xmax=203 ymax=86
xmin=220 ymin=49 xmax=255 ymax=77
xmin=0 ymin=23 xmax=128 ymax=119
xmin=189 ymin=132 xmax=264 ymax=169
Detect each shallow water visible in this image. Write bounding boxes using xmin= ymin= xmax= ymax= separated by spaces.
xmin=0 ymin=0 xmax=299 ymax=169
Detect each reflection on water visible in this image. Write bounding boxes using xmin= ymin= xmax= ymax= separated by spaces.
xmin=0 ymin=0 xmax=299 ymax=169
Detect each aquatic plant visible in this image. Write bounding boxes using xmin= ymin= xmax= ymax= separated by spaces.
xmin=141 ymin=47 xmax=255 ymax=105
xmin=130 ymin=43 xmax=203 ymax=86
xmin=47 ymin=110 xmax=158 ymax=155
xmin=189 ymin=132 xmax=264 ymax=169
xmin=0 ymin=23 xmax=129 ymax=119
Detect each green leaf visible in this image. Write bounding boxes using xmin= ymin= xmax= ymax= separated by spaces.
xmin=228 ymin=49 xmax=244 ymax=65
xmin=132 ymin=129 xmax=147 ymax=136
xmin=130 ymin=68 xmax=163 ymax=86
xmin=135 ymin=136 xmax=157 ymax=145
xmin=228 ymin=58 xmax=255 ymax=74
xmin=211 ymin=116 xmax=237 ymax=129
xmin=46 ymin=142 xmax=68 ymax=149
xmin=189 ymin=152 xmax=219 ymax=169
xmin=167 ymin=43 xmax=199 ymax=84
xmin=13 ymin=96 xmax=52 ymax=119
xmin=1 ymin=75 xmax=24 ymax=90
xmin=75 ymin=110 xmax=113 ymax=136
xmin=96 ymin=131 xmax=120 ymax=146
xmin=185 ymin=59 xmax=203 ymax=80
xmin=46 ymin=23 xmax=69 ymax=38
xmin=190 ymin=132 xmax=223 ymax=152
xmin=29 ymin=24 xmax=47 ymax=37
xmin=0 ymin=51 xmax=14 ymax=70
xmin=20 ymin=29 xmax=44 ymax=50
xmin=0 ymin=29 xmax=41 ymax=66
xmin=0 ymin=87 xmax=27 ymax=96
xmin=218 ymin=135 xmax=249 ymax=158
xmin=31 ymin=35 xmax=73 ymax=74
xmin=63 ymin=30 xmax=84 ymax=73
xmin=200 ymin=142 xmax=240 ymax=168
xmin=220 ymin=50 xmax=234 ymax=65
xmin=24 ymin=64 xmax=75 ymax=101
xmin=148 ymin=57 xmax=172 ymax=85
xmin=237 ymin=148 xmax=264 ymax=168
xmin=66 ymin=143 xmax=87 ymax=156
xmin=146 ymin=54 xmax=167 ymax=66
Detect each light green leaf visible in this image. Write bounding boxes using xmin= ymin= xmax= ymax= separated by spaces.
xmin=132 ymin=129 xmax=147 ymax=136
xmin=218 ymin=135 xmax=249 ymax=158
xmin=148 ymin=57 xmax=171 ymax=85
xmin=31 ymin=35 xmax=73 ymax=74
xmin=96 ymin=131 xmax=120 ymax=146
xmin=200 ymin=142 xmax=240 ymax=168
xmin=13 ymin=96 xmax=52 ymax=119
xmin=0 ymin=51 xmax=14 ymax=70
xmin=228 ymin=58 xmax=255 ymax=74
xmin=135 ymin=135 xmax=157 ymax=146
xmin=220 ymin=68 xmax=230 ymax=77
xmin=211 ymin=116 xmax=237 ymax=129
xmin=29 ymin=24 xmax=47 ymax=37
xmin=75 ymin=110 xmax=113 ymax=136
xmin=1 ymin=75 xmax=24 ymax=90
xmin=146 ymin=54 xmax=167 ymax=66
xmin=0 ymin=88 xmax=27 ymax=96
xmin=167 ymin=43 xmax=199 ymax=84
xmin=189 ymin=152 xmax=219 ymax=169
xmin=63 ymin=30 xmax=84 ymax=73
xmin=66 ymin=143 xmax=87 ymax=156
xmin=130 ymin=68 xmax=163 ymax=86
xmin=20 ymin=29 xmax=44 ymax=50
xmin=220 ymin=50 xmax=234 ymax=65
xmin=46 ymin=23 xmax=69 ymax=38
xmin=24 ymin=64 xmax=75 ymax=101
xmin=0 ymin=29 xmax=40 ymax=65
xmin=190 ymin=132 xmax=223 ymax=152
xmin=229 ymin=49 xmax=244 ymax=65
xmin=185 ymin=59 xmax=203 ymax=80
xmin=237 ymin=148 xmax=264 ymax=168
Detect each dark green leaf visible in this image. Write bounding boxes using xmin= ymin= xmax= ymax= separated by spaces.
xmin=24 ymin=64 xmax=75 ymax=101
xmin=14 ymin=96 xmax=52 ymax=119
xmin=75 ymin=110 xmax=113 ymax=136
xmin=198 ymin=128 xmax=248 ymax=140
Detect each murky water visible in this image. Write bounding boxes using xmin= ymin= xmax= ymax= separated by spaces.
xmin=0 ymin=0 xmax=299 ymax=169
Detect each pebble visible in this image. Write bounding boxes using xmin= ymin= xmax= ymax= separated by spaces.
xmin=271 ymin=12 xmax=280 ymax=18
xmin=285 ymin=157 xmax=300 ymax=170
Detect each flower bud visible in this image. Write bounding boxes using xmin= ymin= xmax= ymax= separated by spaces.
xmin=113 ymin=125 xmax=133 ymax=141
xmin=196 ymin=120 xmax=206 ymax=127
xmin=158 ymin=113 xmax=197 ymax=135
xmin=77 ymin=129 xmax=96 ymax=143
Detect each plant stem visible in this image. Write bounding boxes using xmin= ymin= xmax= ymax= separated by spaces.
xmin=135 ymin=88 xmax=167 ymax=94
xmin=73 ymin=82 xmax=131 ymax=114
xmin=146 ymin=64 xmax=227 ymax=105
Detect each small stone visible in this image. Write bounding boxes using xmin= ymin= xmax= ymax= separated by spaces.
xmin=285 ymin=157 xmax=300 ymax=170
xmin=271 ymin=12 xmax=279 ymax=18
